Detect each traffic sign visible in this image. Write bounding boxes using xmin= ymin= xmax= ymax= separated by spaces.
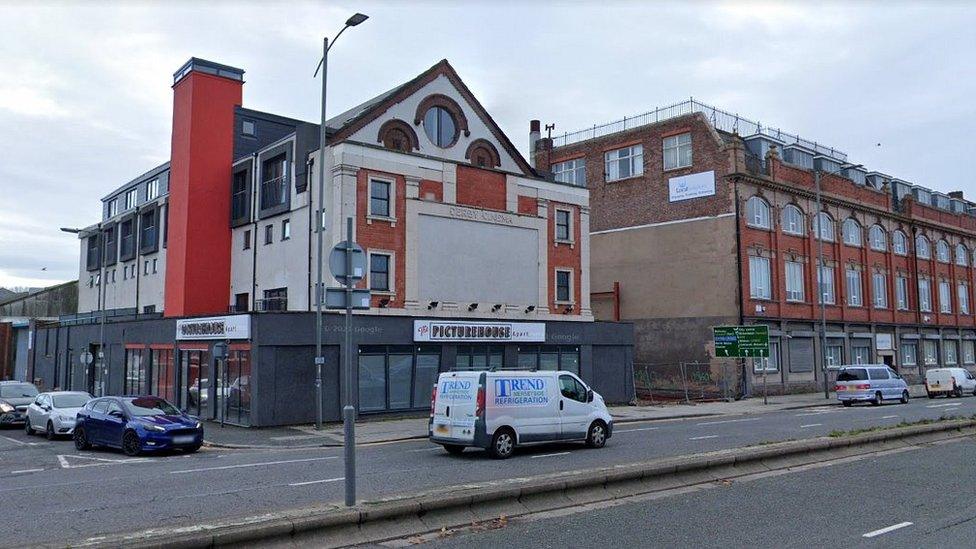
xmin=328 ymin=241 xmax=366 ymax=285
xmin=713 ymin=325 xmax=769 ymax=358
xmin=80 ymin=351 xmax=93 ymax=366
xmin=324 ymin=288 xmax=371 ymax=310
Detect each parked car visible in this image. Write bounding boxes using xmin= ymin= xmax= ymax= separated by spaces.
xmin=925 ymin=367 xmax=976 ymax=398
xmin=429 ymin=369 xmax=612 ymax=459
xmin=835 ymin=365 xmax=909 ymax=407
xmin=74 ymin=395 xmax=203 ymax=456
xmin=25 ymin=391 xmax=92 ymax=439
xmin=0 ymin=381 xmax=39 ymax=427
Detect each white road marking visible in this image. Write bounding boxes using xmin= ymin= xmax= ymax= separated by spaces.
xmin=0 ymin=435 xmax=39 ymax=446
xmin=696 ymin=417 xmax=761 ymax=426
xmin=289 ymin=477 xmax=344 ymax=487
xmin=926 ymin=403 xmax=962 ymax=408
xmin=407 ymin=447 xmax=441 ymax=453
xmin=881 ymin=415 xmax=899 ymax=419
xmin=615 ymin=427 xmax=660 ymax=433
xmin=531 ymin=452 xmax=571 ymax=459
xmin=10 ymin=468 xmax=43 ymax=474
xmin=170 ymin=456 xmax=337 ymax=474
xmin=57 ymin=454 xmax=149 ymax=469
xmin=799 ymin=424 xmax=822 ymax=428
xmin=689 ymin=435 xmax=719 ymax=441
xmin=862 ymin=521 xmax=913 ymax=538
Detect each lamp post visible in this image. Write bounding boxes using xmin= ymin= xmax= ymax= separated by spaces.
xmin=62 ymin=226 xmax=105 ymax=394
xmin=814 ymin=163 xmax=863 ymax=399
xmin=312 ymin=12 xmax=368 ymax=433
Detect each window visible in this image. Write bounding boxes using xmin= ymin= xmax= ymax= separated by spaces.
xmin=260 ymin=153 xmax=287 ymax=209
xmin=423 ymin=106 xmax=457 ymax=147
xmin=457 ymin=345 xmax=504 ymax=370
xmin=896 ymin=276 xmax=909 ymax=310
xmin=369 ymin=179 xmax=391 ymax=218
xmin=604 ymin=144 xmax=643 ymax=182
xmin=108 ymin=199 xmax=118 ymax=218
xmin=901 ymin=343 xmax=917 ymax=367
xmin=892 ymin=230 xmax=908 ymax=255
xmin=749 ymin=256 xmax=771 ymax=299
xmin=146 ymin=179 xmax=159 ymax=201
xmin=936 ymin=240 xmax=950 ymax=263
xmin=242 ymin=120 xmax=256 ymax=137
xmin=923 ymin=340 xmax=938 ymax=366
xmin=261 ymin=287 xmax=287 ymax=311
xmin=552 ymin=158 xmax=586 ymax=187
xmin=379 ymin=121 xmax=415 ymax=152
xmin=869 ymin=225 xmax=886 ymax=251
xmin=852 ymin=346 xmax=871 ymax=364
xmin=125 ymin=188 xmax=138 ymax=210
xmin=919 ymin=278 xmax=932 ymax=312
xmin=234 ymin=293 xmax=249 ymax=312
xmin=86 ymin=234 xmax=101 ymax=271
xmin=842 ymin=219 xmax=862 ymax=247
xmin=95 ymin=273 xmax=100 ymax=286
xmin=559 ymin=375 xmax=588 ymax=402
xmin=124 ymin=349 xmax=147 ymax=395
xmin=232 ymin=170 xmax=249 ymax=221
xmin=358 ymin=345 xmax=441 ymax=412
xmin=119 ymin=218 xmax=135 ymax=260
xmin=785 ymin=261 xmax=804 ymax=302
xmin=873 ymin=272 xmax=887 ymax=309
xmin=813 ymin=212 xmax=835 ymax=241
xmin=817 ymin=264 xmax=835 ymax=304
xmin=281 ymin=219 xmax=290 ymax=240
xmin=825 ymin=345 xmax=844 ymax=367
xmin=369 ymin=253 xmax=391 ymax=292
xmin=152 ymin=258 xmax=157 ymax=273
xmin=663 ymin=132 xmax=692 ymax=170
xmin=957 ymin=244 xmax=969 ymax=267
xmin=945 ymin=340 xmax=959 ymax=365
xmin=746 ymin=196 xmax=771 ymax=229
xmin=556 ymin=270 xmax=572 ymax=302
xmin=846 ymin=268 xmax=862 ymax=306
xmin=939 ymin=280 xmax=952 ymax=313
xmin=243 ymin=230 xmax=251 ymax=250
xmin=103 ymin=226 xmax=116 ymax=266
xmin=959 ymin=283 xmax=971 ymax=315
xmin=916 ymin=235 xmax=930 ymax=259
xmin=555 ymin=209 xmax=572 ymax=241
xmin=752 ymin=341 xmax=780 ymax=373
xmin=264 ymin=224 xmax=273 ymax=245
xmin=517 ymin=345 xmax=581 ymax=374
xmin=964 ymin=340 xmax=975 ymax=365
xmin=781 ymin=205 xmax=805 ymax=235
xmin=143 ymin=260 xmax=149 ymax=275
xmin=139 ymin=209 xmax=157 ymax=253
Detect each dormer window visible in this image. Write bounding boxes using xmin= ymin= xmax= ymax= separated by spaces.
xmin=424 ymin=106 xmax=457 ymax=148
xmin=146 ymin=179 xmax=159 ymax=201
xmin=242 ymin=120 xmax=256 ymax=137
xmin=125 ymin=188 xmax=138 ymax=210
xmin=108 ymin=198 xmax=118 ymax=218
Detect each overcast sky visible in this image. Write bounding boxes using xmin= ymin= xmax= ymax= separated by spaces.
xmin=1 ymin=1 xmax=974 ymax=288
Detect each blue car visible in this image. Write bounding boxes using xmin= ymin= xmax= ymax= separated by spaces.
xmin=74 ymin=396 xmax=204 ymax=456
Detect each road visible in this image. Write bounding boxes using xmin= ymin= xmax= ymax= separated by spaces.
xmin=421 ymin=432 xmax=976 ymax=548
xmin=2 ymin=394 xmax=975 ymax=546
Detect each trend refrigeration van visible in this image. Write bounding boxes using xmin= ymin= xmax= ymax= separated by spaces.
xmin=428 ymin=369 xmax=613 ymax=459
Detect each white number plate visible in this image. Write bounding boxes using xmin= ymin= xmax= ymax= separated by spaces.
xmin=172 ymin=435 xmax=196 ymax=444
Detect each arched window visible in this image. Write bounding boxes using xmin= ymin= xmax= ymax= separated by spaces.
xmin=464 ymin=139 xmax=501 ymax=168
xmin=916 ymin=235 xmax=930 ymax=259
xmin=869 ymin=225 xmax=887 ymax=251
xmin=414 ymin=94 xmax=469 ymax=149
xmin=813 ymin=212 xmax=835 ymax=242
xmin=956 ymin=244 xmax=968 ymax=267
xmin=376 ymin=119 xmax=419 ymax=152
xmin=781 ymin=205 xmax=805 ymax=235
xmin=892 ymin=230 xmax=908 ymax=255
xmin=937 ymin=240 xmax=950 ymax=263
xmin=746 ymin=196 xmax=771 ymax=229
xmin=842 ymin=218 xmax=862 ymax=247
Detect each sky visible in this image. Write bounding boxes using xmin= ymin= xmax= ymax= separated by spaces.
xmin=1 ymin=1 xmax=975 ymax=288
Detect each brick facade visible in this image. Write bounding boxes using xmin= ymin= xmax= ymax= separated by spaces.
xmin=455 ymin=164 xmax=507 ymax=211
xmin=356 ymin=168 xmax=407 ymax=309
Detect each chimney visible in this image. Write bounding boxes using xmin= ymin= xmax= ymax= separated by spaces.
xmin=164 ymin=58 xmax=244 ymax=318
xmin=949 ymin=191 xmax=964 ymax=199
xmin=529 ymin=120 xmax=541 ymax=168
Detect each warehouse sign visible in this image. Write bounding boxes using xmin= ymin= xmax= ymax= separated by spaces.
xmin=414 ymin=320 xmax=545 ymax=342
xmin=176 ymin=315 xmax=250 ymax=340
xmin=669 ymin=170 xmax=716 ymax=202
xmin=713 ymin=325 xmax=769 ymax=358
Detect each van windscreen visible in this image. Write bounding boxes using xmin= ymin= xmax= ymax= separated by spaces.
xmin=837 ymin=369 xmax=868 ymax=381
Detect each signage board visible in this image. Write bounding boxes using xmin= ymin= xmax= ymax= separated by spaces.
xmin=713 ymin=325 xmax=769 ymax=358
xmin=80 ymin=351 xmax=94 ymax=366
xmin=176 ymin=315 xmax=250 ymax=341
xmin=669 ymin=170 xmax=716 ymax=202
xmin=876 ymin=333 xmax=893 ymax=350
xmin=324 ymin=288 xmax=371 ymax=310
xmin=414 ymin=320 xmax=545 ymax=343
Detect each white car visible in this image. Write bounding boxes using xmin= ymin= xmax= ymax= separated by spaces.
xmin=925 ymin=367 xmax=976 ymax=398
xmin=25 ymin=391 xmax=92 ymax=439
xmin=429 ymin=369 xmax=613 ymax=459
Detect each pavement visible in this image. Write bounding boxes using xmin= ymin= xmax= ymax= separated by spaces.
xmin=202 ymin=385 xmax=931 ymax=449
xmin=420 ymin=431 xmax=976 ymax=548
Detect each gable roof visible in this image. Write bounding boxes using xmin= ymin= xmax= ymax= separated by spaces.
xmin=329 ymin=59 xmax=534 ymax=176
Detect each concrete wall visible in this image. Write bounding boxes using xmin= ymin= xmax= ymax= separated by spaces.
xmin=0 ymin=281 xmax=77 ymax=318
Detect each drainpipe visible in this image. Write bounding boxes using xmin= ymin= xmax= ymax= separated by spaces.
xmin=732 ymin=176 xmax=747 ymax=398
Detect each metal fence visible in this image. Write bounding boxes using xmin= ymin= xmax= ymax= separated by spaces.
xmin=633 ymin=361 xmax=743 ymax=403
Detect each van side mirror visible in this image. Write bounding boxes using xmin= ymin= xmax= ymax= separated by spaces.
xmin=586 ymin=389 xmax=594 ymax=403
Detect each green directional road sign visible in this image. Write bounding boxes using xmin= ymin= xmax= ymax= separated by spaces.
xmin=712 ymin=325 xmax=770 ymax=358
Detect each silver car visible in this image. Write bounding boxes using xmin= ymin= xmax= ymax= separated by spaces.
xmin=25 ymin=391 xmax=92 ymax=439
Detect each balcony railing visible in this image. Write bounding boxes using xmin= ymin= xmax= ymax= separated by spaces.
xmin=255 ymin=297 xmax=288 ymax=312
xmin=260 ymin=175 xmax=287 ymax=209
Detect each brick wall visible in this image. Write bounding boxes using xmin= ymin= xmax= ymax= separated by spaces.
xmin=547 ymin=201 xmax=582 ymax=316
xmin=356 ymin=169 xmax=406 ymax=308
xmin=517 ymin=195 xmax=537 ymax=215
xmin=419 ymin=179 xmax=443 ymax=202
xmin=455 ymin=164 xmax=506 ymax=211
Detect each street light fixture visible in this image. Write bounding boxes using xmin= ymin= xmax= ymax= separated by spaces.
xmin=814 ymin=162 xmax=863 ymax=400
xmin=62 ymin=226 xmax=106 ymax=396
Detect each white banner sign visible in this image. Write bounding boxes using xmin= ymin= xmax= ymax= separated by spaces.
xmin=176 ymin=315 xmax=250 ymax=340
xmin=876 ymin=333 xmax=893 ymax=350
xmin=669 ymin=170 xmax=716 ymax=202
xmin=414 ymin=320 xmax=545 ymax=342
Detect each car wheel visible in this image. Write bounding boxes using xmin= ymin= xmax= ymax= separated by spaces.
xmin=586 ymin=421 xmax=607 ymax=449
xmin=46 ymin=421 xmax=56 ymax=441
xmin=24 ymin=417 xmax=33 ymax=436
xmin=74 ymin=427 xmax=91 ymax=450
xmin=872 ymin=392 xmax=883 ymax=406
xmin=900 ymin=390 xmax=909 ymax=404
xmin=842 ymin=400 xmax=853 ymax=407
xmin=442 ymin=444 xmax=465 ymax=455
xmin=488 ymin=428 xmax=515 ymax=459
xmin=122 ymin=431 xmax=142 ymax=457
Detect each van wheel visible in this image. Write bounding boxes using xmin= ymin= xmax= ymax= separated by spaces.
xmin=927 ymin=392 xmax=935 ymax=399
xmin=586 ymin=421 xmax=607 ymax=449
xmin=442 ymin=444 xmax=465 ymax=455
xmin=955 ymin=387 xmax=964 ymax=398
xmin=872 ymin=392 xmax=883 ymax=406
xmin=842 ymin=400 xmax=853 ymax=407
xmin=900 ymin=390 xmax=909 ymax=404
xmin=489 ymin=429 xmax=515 ymax=459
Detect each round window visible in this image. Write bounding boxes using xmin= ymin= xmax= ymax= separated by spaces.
xmin=423 ymin=106 xmax=456 ymax=148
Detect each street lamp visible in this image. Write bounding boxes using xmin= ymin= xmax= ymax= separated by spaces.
xmin=814 ymin=162 xmax=863 ymax=400
xmin=62 ymin=226 xmax=105 ymax=395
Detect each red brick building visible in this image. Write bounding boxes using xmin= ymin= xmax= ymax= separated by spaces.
xmin=535 ymin=99 xmax=976 ymax=392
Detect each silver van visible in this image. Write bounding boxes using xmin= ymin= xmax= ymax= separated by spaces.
xmin=835 ymin=365 xmax=909 ymax=407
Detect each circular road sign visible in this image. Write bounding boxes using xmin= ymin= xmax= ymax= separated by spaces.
xmin=328 ymin=241 xmax=366 ymax=285
xmin=80 ymin=351 xmax=94 ymax=366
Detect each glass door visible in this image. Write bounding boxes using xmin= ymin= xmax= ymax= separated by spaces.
xmin=179 ymin=350 xmax=209 ymax=417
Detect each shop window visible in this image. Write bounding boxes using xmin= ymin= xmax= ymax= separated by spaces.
xmin=124 ymin=348 xmax=148 ymax=395
xmin=456 ymin=345 xmax=504 ymax=370
xmin=358 ymin=345 xmax=441 ymax=413
xmin=222 ymin=349 xmax=251 ymax=426
xmin=150 ymin=349 xmax=175 ymax=403
xmin=516 ymin=345 xmax=580 ymax=375
xmin=825 ymin=344 xmax=843 ymax=367
xmin=923 ymin=340 xmax=938 ymax=366
xmin=945 ymin=340 xmax=959 ymax=365
xmin=900 ymin=343 xmax=917 ymax=367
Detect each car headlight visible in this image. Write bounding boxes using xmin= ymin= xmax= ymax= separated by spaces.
xmin=194 ymin=421 xmax=202 ymax=429
xmin=0 ymin=402 xmax=13 ymax=413
xmin=58 ymin=414 xmax=74 ymax=422
xmin=145 ymin=424 xmax=166 ymax=432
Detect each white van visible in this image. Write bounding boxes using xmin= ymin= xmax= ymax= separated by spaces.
xmin=925 ymin=367 xmax=976 ymax=398
xmin=428 ymin=370 xmax=613 ymax=459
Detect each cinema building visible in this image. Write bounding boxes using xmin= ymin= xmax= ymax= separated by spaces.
xmin=28 ymin=58 xmax=633 ymax=426
xmin=534 ymin=99 xmax=976 ymax=394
